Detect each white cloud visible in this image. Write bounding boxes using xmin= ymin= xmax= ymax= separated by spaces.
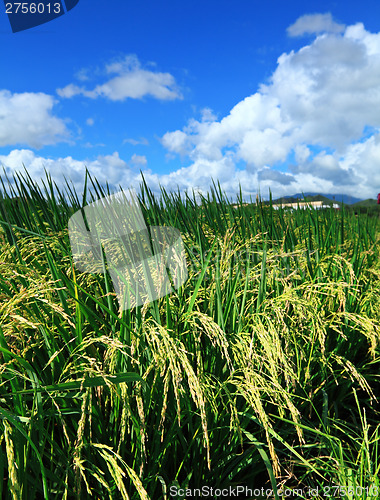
xmin=290 ymin=151 xmax=360 ymax=186
xmin=161 ymin=18 xmax=380 ymax=199
xmin=162 ymin=130 xmax=190 ymax=156
xmin=86 ymin=118 xmax=94 ymax=126
xmin=1 ymin=136 xmax=378 ymax=204
xmin=57 ymin=84 xmax=83 ymax=99
xmin=57 ymin=55 xmax=182 ymax=102
xmin=75 ymin=68 xmax=90 ymax=82
xmin=258 ymin=167 xmax=294 ymax=185
xmin=294 ymin=145 xmax=311 ymax=164
xmin=200 ymin=107 xmax=218 ymax=122
xmin=123 ymin=137 xmax=149 ymax=146
xmin=130 ymin=154 xmax=147 ymax=167
xmin=0 ymin=90 xmax=69 ymax=148
xmin=3 ymin=17 xmax=380 ymax=202
xmin=287 ymin=13 xmax=345 ymax=37
xmin=341 ymin=135 xmax=380 ymax=188
xmin=0 ymin=150 xmax=137 ymax=193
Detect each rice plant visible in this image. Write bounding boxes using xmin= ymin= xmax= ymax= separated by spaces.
xmin=0 ymin=169 xmax=379 ymax=499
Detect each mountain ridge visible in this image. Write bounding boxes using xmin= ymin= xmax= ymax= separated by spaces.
xmin=277 ymin=192 xmax=364 ymax=205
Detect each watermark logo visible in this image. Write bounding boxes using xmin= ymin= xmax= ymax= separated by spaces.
xmin=68 ymin=190 xmax=188 ymax=311
xmin=4 ymin=0 xmax=79 ymax=33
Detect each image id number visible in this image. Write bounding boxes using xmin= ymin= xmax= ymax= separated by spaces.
xmin=5 ymin=3 xmax=62 ymax=14
xmin=323 ymin=485 xmax=379 ymax=496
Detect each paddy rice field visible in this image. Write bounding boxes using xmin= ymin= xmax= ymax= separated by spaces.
xmin=0 ymin=170 xmax=379 ymax=499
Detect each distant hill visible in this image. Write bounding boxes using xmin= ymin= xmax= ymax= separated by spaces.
xmin=272 ymin=194 xmax=338 ymax=206
xmin=351 ymin=198 xmax=378 ymax=207
xmin=253 ymin=192 xmax=380 ymax=215
xmin=349 ymin=198 xmax=380 ymax=215
xmin=280 ymin=193 xmax=363 ymax=205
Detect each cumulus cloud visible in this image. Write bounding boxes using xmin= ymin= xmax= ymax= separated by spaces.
xmin=0 ymin=90 xmax=69 ymax=148
xmin=4 ymin=16 xmax=380 ymax=202
xmin=341 ymin=135 xmax=380 ymax=188
xmin=130 ymin=154 xmax=147 ymax=167
xmin=258 ymin=168 xmax=294 ymax=185
xmin=161 ymin=18 xmax=380 ymax=199
xmin=287 ymin=13 xmax=345 ymax=37
xmin=0 ymin=148 xmax=254 ymax=200
xmin=57 ymin=55 xmax=182 ymax=101
xmin=1 ymin=138 xmax=377 ymax=203
xmin=290 ymin=151 xmax=360 ymax=186
xmin=0 ymin=149 xmax=138 ymax=193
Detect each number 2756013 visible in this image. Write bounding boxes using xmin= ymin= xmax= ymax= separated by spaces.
xmin=5 ymin=3 xmax=62 ymax=14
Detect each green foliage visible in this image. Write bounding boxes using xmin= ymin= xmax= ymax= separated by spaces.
xmin=0 ymin=169 xmax=379 ymax=499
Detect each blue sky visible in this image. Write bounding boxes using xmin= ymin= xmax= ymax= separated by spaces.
xmin=1 ymin=0 xmax=380 ymax=200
